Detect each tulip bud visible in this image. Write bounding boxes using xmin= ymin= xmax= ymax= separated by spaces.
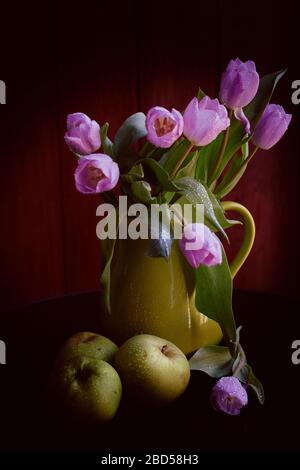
xmin=146 ymin=106 xmax=183 ymax=148
xmin=65 ymin=113 xmax=101 ymax=155
xmin=74 ymin=154 xmax=119 ymax=194
xmin=219 ymin=58 xmax=259 ymax=134
xmin=183 ymin=97 xmax=230 ymax=147
xmin=210 ymin=377 xmax=248 ymax=416
xmin=179 ymin=223 xmax=222 ymax=269
xmin=252 ymin=104 xmax=292 ymax=150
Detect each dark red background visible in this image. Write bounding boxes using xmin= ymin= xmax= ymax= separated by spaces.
xmin=0 ymin=0 xmax=299 ymax=310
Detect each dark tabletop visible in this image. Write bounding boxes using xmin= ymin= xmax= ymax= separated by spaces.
xmin=0 ymin=290 xmax=299 ymax=454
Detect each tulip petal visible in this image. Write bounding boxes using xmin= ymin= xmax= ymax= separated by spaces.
xmin=146 ymin=106 xmax=183 ymax=148
xmin=183 ymin=96 xmax=229 ymax=146
xmin=219 ymin=58 xmax=259 ymax=109
xmin=67 ymin=112 xmax=91 ymax=130
xmin=179 ymin=223 xmax=222 ymax=269
xmin=65 ymin=113 xmax=101 ymax=155
xmin=210 ymin=377 xmax=248 ymax=416
xmin=171 ymin=108 xmax=184 ymax=135
xmin=87 ymin=120 xmax=101 ymax=150
xmin=252 ymin=103 xmax=292 ymax=149
xmin=74 ymin=154 xmax=120 ymax=194
xmin=64 ymin=135 xmax=88 ymax=155
xmin=234 ymin=107 xmax=250 ymax=134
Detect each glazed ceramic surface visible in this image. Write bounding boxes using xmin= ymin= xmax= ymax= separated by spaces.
xmin=100 ymin=202 xmax=255 ymax=355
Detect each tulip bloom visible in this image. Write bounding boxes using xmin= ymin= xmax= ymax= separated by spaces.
xmin=74 ymin=154 xmax=119 ymax=194
xmin=179 ymin=223 xmax=222 ymax=268
xmin=210 ymin=377 xmax=248 ymax=416
xmin=146 ymin=106 xmax=183 ymax=148
xmin=65 ymin=112 xmax=101 ymax=155
xmin=252 ymin=104 xmax=292 ymax=150
xmin=219 ymin=58 xmax=259 ymax=134
xmin=183 ymin=97 xmax=230 ymax=147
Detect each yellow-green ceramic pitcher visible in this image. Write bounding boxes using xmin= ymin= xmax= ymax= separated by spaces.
xmin=100 ymin=201 xmax=255 ymax=355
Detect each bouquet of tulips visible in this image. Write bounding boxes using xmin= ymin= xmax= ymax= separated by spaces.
xmin=64 ymin=58 xmax=292 ymax=415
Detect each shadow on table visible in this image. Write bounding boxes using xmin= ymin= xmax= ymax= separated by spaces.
xmin=0 ymin=290 xmax=299 ymax=451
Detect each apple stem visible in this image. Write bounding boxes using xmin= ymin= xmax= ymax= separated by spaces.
xmin=161 ymin=344 xmax=168 ymax=355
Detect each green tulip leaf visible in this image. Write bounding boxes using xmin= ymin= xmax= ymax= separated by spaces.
xmin=139 ymin=141 xmax=155 ymax=157
xmin=142 ymin=158 xmax=179 ymax=191
xmin=175 ymin=176 xmax=228 ymax=240
xmin=100 ymin=237 xmax=116 ymax=315
xmin=161 ymin=191 xmax=176 ymax=204
xmin=159 ymin=139 xmax=191 ymax=174
xmin=195 ymin=246 xmax=237 ymax=354
xmin=100 ymin=209 xmax=125 ymax=315
xmin=189 ymin=345 xmax=234 ymax=378
xmin=121 ymin=163 xmax=144 ymax=183
xmin=215 ymin=153 xmax=247 ymax=198
xmin=139 ymin=141 xmax=167 ymax=160
xmin=100 ymin=122 xmax=114 ymax=158
xmin=238 ymin=364 xmax=265 ymax=405
xmin=196 ymin=134 xmax=223 ymax=184
xmin=114 ymin=112 xmax=147 ymax=158
xmin=241 ymin=140 xmax=249 ymax=161
xmin=131 ymin=180 xmax=156 ymax=204
xmin=196 ymin=87 xmax=206 ymax=101
xmin=205 ymin=184 xmax=241 ymax=230
xmin=176 ymin=150 xmax=198 ymax=179
xmin=245 ymin=68 xmax=287 ymax=129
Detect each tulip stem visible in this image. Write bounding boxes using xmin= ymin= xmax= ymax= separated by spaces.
xmin=170 ymin=143 xmax=194 ymax=178
xmin=139 ymin=141 xmax=152 ymax=158
xmin=215 ymin=146 xmax=259 ymax=197
xmin=241 ymin=146 xmax=258 ymax=168
xmin=228 ymin=146 xmax=258 ymax=183
xmin=232 ymin=343 xmax=247 ymax=378
xmin=209 ymin=110 xmax=233 ymax=184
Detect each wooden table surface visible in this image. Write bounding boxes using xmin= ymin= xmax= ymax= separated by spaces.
xmin=0 ymin=290 xmax=299 ymax=457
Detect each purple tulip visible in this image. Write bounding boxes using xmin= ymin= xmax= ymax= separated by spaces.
xmin=219 ymin=58 xmax=259 ymax=134
xmin=220 ymin=58 xmax=259 ymax=109
xmin=74 ymin=154 xmax=119 ymax=194
xmin=146 ymin=106 xmax=183 ymax=148
xmin=65 ymin=112 xmax=101 ymax=155
xmin=252 ymin=104 xmax=292 ymax=150
xmin=179 ymin=223 xmax=222 ymax=269
xmin=183 ymin=97 xmax=230 ymax=147
xmin=210 ymin=377 xmax=248 ymax=416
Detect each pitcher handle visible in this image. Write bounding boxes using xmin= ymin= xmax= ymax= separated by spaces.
xmin=221 ymin=201 xmax=255 ymax=279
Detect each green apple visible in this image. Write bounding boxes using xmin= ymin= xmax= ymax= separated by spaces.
xmin=52 ymin=355 xmax=122 ymax=422
xmin=114 ymin=334 xmax=190 ymax=405
xmin=56 ymin=332 xmax=118 ymax=364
